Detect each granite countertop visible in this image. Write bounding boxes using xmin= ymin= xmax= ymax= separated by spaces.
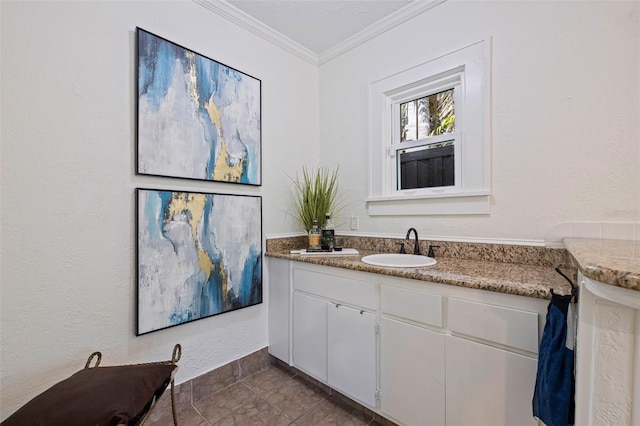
xmin=563 ymin=238 xmax=640 ymax=290
xmin=266 ymin=235 xmax=640 ymax=301
xmin=266 ymin=237 xmax=574 ymax=300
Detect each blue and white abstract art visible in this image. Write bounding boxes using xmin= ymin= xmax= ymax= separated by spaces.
xmin=136 ymin=28 xmax=261 ymax=185
xmin=136 ymin=189 xmax=262 ymax=335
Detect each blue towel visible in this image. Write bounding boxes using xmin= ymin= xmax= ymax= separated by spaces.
xmin=532 ymin=290 xmax=575 ymax=426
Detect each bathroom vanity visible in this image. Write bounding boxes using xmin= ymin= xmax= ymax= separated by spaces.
xmin=266 ymin=238 xmax=572 ymax=426
xmin=267 ymin=236 xmax=639 ymax=426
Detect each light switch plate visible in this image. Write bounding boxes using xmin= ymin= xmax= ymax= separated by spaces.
xmin=350 ymin=215 xmax=359 ymax=230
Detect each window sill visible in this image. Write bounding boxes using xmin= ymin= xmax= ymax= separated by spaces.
xmin=366 ymin=192 xmax=490 ymax=216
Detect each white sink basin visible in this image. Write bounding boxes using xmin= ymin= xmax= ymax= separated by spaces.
xmin=361 ymin=253 xmax=437 ymax=268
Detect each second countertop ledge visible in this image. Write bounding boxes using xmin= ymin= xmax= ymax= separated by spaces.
xmin=563 ymin=238 xmax=640 ymax=290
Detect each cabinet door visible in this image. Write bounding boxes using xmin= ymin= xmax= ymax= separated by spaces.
xmin=327 ymin=303 xmax=377 ymax=407
xmin=292 ymin=292 xmax=327 ymax=381
xmin=268 ymin=258 xmax=290 ymax=363
xmin=446 ymin=336 xmax=538 ymax=426
xmin=380 ymin=317 xmax=445 ymax=426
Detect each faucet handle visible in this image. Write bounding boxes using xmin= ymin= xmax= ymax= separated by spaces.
xmin=396 ymin=242 xmax=406 ymax=254
xmin=428 ymin=245 xmax=440 ymax=258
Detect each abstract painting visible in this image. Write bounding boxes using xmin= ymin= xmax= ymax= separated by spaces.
xmin=136 ymin=28 xmax=261 ymax=185
xmin=136 ymin=188 xmax=262 ymax=335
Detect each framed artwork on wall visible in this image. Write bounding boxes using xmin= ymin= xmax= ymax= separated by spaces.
xmin=136 ymin=28 xmax=261 ymax=186
xmin=136 ymin=188 xmax=262 ymax=335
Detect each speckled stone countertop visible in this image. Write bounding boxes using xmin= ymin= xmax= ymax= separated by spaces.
xmin=563 ymin=238 xmax=640 ymax=290
xmin=266 ymin=236 xmax=574 ymax=300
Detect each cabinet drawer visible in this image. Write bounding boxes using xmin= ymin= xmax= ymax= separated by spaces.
xmin=293 ymin=267 xmax=376 ymax=310
xmin=448 ymin=298 xmax=539 ymax=353
xmin=381 ymin=285 xmax=442 ymax=327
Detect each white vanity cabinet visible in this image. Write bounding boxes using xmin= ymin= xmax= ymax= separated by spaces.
xmin=446 ymin=336 xmax=538 ymax=426
xmin=376 ymin=278 xmax=545 ymax=426
xmin=327 ymin=303 xmax=377 ymax=407
xmin=292 ymin=291 xmax=327 ymax=381
xmin=445 ymin=296 xmax=544 ymax=426
xmin=379 ymin=285 xmax=446 ymax=426
xmin=267 ymin=257 xmax=291 ymax=363
xmin=269 ymin=259 xmax=549 ymax=426
xmin=291 ymin=264 xmax=378 ymax=407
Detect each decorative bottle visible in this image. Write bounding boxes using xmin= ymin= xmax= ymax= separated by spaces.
xmin=308 ymin=219 xmax=322 ymax=251
xmin=321 ymin=213 xmax=335 ymax=251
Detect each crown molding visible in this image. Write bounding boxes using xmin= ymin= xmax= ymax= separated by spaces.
xmin=195 ymin=0 xmax=448 ymax=66
xmin=318 ymin=0 xmax=447 ymax=64
xmin=193 ymin=0 xmax=319 ymax=66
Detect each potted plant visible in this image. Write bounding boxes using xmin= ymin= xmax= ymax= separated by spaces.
xmin=289 ymin=165 xmax=340 ymax=232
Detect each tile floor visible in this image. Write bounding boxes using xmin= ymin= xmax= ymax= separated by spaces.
xmin=146 ymin=363 xmax=395 ymax=426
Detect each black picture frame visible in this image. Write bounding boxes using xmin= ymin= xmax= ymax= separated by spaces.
xmin=136 ymin=188 xmax=263 ymax=335
xmin=136 ymin=28 xmax=262 ymax=186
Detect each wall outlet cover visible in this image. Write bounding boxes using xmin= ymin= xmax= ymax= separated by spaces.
xmin=350 ymin=215 xmax=359 ymax=230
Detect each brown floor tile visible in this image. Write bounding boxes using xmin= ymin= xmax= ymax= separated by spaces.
xmin=262 ymin=375 xmax=330 ymax=421
xmin=329 ymin=390 xmax=377 ymax=423
xmin=145 ymin=353 xmax=400 ymax=426
xmin=192 ymin=361 xmax=240 ymax=402
xmin=239 ymin=347 xmax=272 ymax=379
xmin=144 ymin=400 xmax=207 ymax=426
xmin=194 ymin=382 xmax=265 ymax=424
xmin=371 ymin=412 xmax=399 ymax=426
xmin=173 ymin=381 xmax=193 ymax=405
xmin=292 ymin=394 xmax=371 ymax=426
xmin=149 ymin=381 xmax=192 ymax=416
xmin=210 ymin=395 xmax=290 ymax=426
xmin=241 ymin=365 xmax=296 ymax=393
xmin=294 ymin=369 xmax=332 ymax=394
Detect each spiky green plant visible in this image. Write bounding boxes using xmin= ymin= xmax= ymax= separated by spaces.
xmin=289 ymin=165 xmax=339 ymax=232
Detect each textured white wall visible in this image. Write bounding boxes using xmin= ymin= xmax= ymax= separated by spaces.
xmin=0 ymin=1 xmax=318 ymax=418
xmin=2 ymin=0 xmax=639 ymax=419
xmin=319 ymin=0 xmax=640 ymax=242
xmin=575 ymin=276 xmax=640 ymax=425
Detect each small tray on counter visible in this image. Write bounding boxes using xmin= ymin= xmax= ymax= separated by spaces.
xmin=290 ymin=248 xmax=359 ymax=256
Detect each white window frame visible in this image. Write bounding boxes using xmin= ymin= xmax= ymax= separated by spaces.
xmin=391 ymin=73 xmax=462 ymax=193
xmin=367 ymin=39 xmax=491 ymax=216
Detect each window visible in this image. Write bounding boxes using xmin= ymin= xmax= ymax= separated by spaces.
xmin=400 ymin=89 xmax=455 ymax=142
xmin=368 ymin=40 xmax=490 ymax=215
xmin=397 ymin=88 xmax=457 ymax=190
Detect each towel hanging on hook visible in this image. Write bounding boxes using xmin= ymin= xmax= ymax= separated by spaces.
xmin=533 ymin=269 xmax=577 ymax=426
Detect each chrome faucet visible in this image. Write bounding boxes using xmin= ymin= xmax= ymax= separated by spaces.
xmin=405 ymin=228 xmax=421 ymax=255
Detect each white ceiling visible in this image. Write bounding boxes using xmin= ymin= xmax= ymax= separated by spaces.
xmin=196 ymin=0 xmax=446 ymax=64
xmin=226 ymin=0 xmax=412 ymax=55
